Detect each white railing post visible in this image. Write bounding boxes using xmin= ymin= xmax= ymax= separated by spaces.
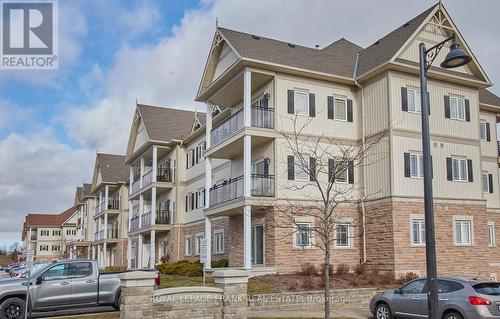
xmin=140 ymin=157 xmax=145 ymax=188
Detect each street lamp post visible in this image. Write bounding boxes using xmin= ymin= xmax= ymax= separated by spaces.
xmin=418 ymin=33 xmax=472 ymax=319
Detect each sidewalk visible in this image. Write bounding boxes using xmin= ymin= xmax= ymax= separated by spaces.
xmin=249 ymin=308 xmax=372 ymax=318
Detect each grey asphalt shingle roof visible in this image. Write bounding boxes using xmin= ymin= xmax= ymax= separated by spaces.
xmin=137 ymin=104 xmax=205 ymax=142
xmin=219 ymin=28 xmax=362 ymax=78
xmin=96 ymin=153 xmax=128 ymax=183
xmin=82 ymin=183 xmax=92 ymax=197
xmin=479 ymin=89 xmax=500 ymax=107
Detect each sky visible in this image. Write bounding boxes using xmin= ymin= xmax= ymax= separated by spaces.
xmin=1 ymin=0 xmax=499 ymax=247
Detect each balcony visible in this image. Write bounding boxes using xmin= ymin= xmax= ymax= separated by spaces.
xmin=107 ymin=227 xmax=118 ymax=239
xmin=209 ymin=176 xmax=244 ymax=206
xmin=141 ymin=211 xmax=152 ymax=227
xmin=30 ymin=234 xmax=37 ymax=241
xmin=210 ymin=106 xmax=274 ymax=148
xmin=156 ymin=209 xmax=171 ymax=225
xmin=130 ymin=215 xmax=139 ymax=231
xmin=107 ymin=196 xmax=120 ymax=210
xmin=131 ymin=178 xmax=141 ymax=194
xmin=251 ymin=174 xmax=275 ymax=197
xmin=157 ymin=168 xmax=172 ymax=182
xmin=142 ymin=169 xmax=153 ymax=188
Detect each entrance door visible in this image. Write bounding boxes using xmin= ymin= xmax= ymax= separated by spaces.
xmin=251 ymin=224 xmax=264 ymax=266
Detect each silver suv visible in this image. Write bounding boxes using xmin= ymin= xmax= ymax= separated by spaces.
xmin=370 ymin=277 xmax=500 ymax=319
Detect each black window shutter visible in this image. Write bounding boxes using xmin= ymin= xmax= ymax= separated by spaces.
xmin=489 ymin=174 xmax=494 ymax=193
xmin=427 ymin=92 xmax=430 ymax=115
xmin=486 ymin=122 xmax=491 ymax=142
xmin=195 ymin=147 xmax=199 ymax=164
xmin=401 ymin=87 xmax=408 ymax=112
xmin=185 ymin=195 xmax=189 ymax=211
xmin=191 ymin=150 xmax=195 ymax=166
xmin=287 ymin=156 xmax=295 ymax=180
xmin=195 ymin=193 xmax=198 ymax=208
xmin=309 ymin=157 xmax=316 ymax=181
xmin=191 ymin=194 xmax=195 ymax=210
xmin=327 ymin=96 xmax=334 ymax=119
xmin=444 ymin=96 xmax=450 ymax=119
xmin=287 ymin=90 xmax=294 ymax=114
xmin=404 ymin=153 xmax=410 ymax=178
xmin=328 ymin=159 xmax=335 ymax=183
xmin=467 ymin=159 xmax=473 ymax=182
xmin=186 ymin=154 xmax=189 ymax=169
xmin=465 ymin=99 xmax=471 ymax=122
xmin=203 ymin=189 xmax=206 ymax=206
xmin=348 ymin=161 xmax=354 ymax=184
xmin=347 ymin=99 xmax=353 ymax=122
xmin=430 ymin=155 xmax=433 ymax=179
xmin=446 ymin=157 xmax=452 ymax=181
xmin=309 ymin=93 xmax=316 ymax=117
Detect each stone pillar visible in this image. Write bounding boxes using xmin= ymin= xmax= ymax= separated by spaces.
xmin=127 ymin=237 xmax=132 ymax=269
xmin=138 ymin=234 xmax=143 ymax=268
xmin=150 ymin=230 xmax=156 ymax=267
xmin=243 ymin=206 xmax=252 ymax=269
xmin=204 ymin=216 xmax=212 ymax=269
xmin=214 ymin=270 xmax=249 ymax=319
xmin=119 ymin=271 xmax=156 ymax=319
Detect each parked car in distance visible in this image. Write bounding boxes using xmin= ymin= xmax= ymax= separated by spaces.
xmin=370 ymin=277 xmax=500 ymax=319
xmin=0 ymin=259 xmax=159 ymax=319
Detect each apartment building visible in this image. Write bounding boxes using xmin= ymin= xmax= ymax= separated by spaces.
xmin=68 ymin=183 xmax=94 ymax=258
xmin=90 ymin=153 xmax=129 ymax=268
xmin=22 ymin=207 xmax=78 ymax=262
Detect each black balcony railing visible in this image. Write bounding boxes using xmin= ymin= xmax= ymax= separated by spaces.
xmin=251 ymin=174 xmax=275 ymax=197
xmin=209 ymin=175 xmax=244 ymax=206
xmin=156 ymin=209 xmax=171 ymax=225
xmin=497 ymin=141 xmax=500 ymax=156
xmin=157 ymin=168 xmax=172 ymax=182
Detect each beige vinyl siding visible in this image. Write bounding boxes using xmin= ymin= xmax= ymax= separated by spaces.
xmin=392 ymin=135 xmax=482 ymax=200
xmin=133 ymin=119 xmax=149 ymax=153
xmin=213 ymin=42 xmax=238 ymax=80
xmin=275 ymin=74 xmax=360 ymax=141
xmin=479 ymin=110 xmax=498 ymax=158
xmin=398 ymin=23 xmax=474 ymax=76
xmin=364 ymin=135 xmax=391 ymax=200
xmin=389 ymin=72 xmax=479 ymax=139
xmin=482 ymin=160 xmax=500 ymax=209
xmin=363 ymin=74 xmax=390 ymax=135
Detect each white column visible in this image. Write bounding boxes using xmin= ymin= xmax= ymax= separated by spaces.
xmin=204 ymin=217 xmax=212 ymax=269
xmin=140 ymin=157 xmax=145 ymax=188
xmin=92 ymin=245 xmax=96 ymax=260
xmin=139 ymin=194 xmax=144 ymax=228
xmin=243 ymin=205 xmax=252 ymax=269
xmin=243 ymin=135 xmax=252 ymax=197
xmin=129 ymin=166 xmax=134 ymax=195
xmin=243 ymin=69 xmax=252 ymax=127
xmin=151 ymin=187 xmax=156 ymax=226
xmin=150 ymin=230 xmax=156 ymax=267
xmin=152 ymin=146 xmax=158 ymax=183
xmin=105 ymin=185 xmax=109 ymax=210
xmin=97 ymin=245 xmax=101 ymax=267
xmin=127 ymin=238 xmax=132 ymax=269
xmin=138 ymin=235 xmax=143 ymax=268
xmin=103 ymin=242 xmax=108 ymax=267
xmin=104 ymin=213 xmax=108 ymax=239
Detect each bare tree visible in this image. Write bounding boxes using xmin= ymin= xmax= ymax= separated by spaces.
xmin=268 ymin=116 xmax=389 ymax=319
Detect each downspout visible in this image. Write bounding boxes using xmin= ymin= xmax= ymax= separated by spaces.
xmin=354 ymin=52 xmax=367 ymax=264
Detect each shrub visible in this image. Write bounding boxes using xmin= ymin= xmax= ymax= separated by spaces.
xmin=102 ymin=265 xmax=127 ymax=273
xmin=354 ymin=263 xmax=367 ymax=275
xmin=380 ymin=271 xmax=396 ymax=285
xmin=301 ymin=276 xmax=316 ymax=289
xmin=318 ymin=263 xmax=334 ymax=276
xmin=401 ymin=272 xmax=419 ymax=282
xmin=300 ymin=262 xmax=317 ymax=276
xmin=156 ymin=260 xmax=203 ymax=277
xmin=336 ymin=264 xmax=350 ymax=275
xmin=211 ymin=259 xmax=228 ymax=268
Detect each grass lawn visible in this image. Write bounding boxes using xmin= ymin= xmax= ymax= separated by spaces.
xmin=159 ymin=275 xmax=277 ymax=296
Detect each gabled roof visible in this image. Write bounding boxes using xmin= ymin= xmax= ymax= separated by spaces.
xmin=137 ymin=104 xmax=205 ymax=142
xmin=479 ymin=89 xmax=500 ymax=107
xmin=218 ymin=27 xmax=362 ymax=79
xmin=82 ymin=183 xmax=92 ymax=197
xmin=25 ymin=207 xmax=77 ymax=228
xmin=356 ymin=4 xmax=437 ymax=77
xmin=95 ymin=153 xmax=128 ymax=184
xmin=73 ymin=186 xmax=83 ymax=206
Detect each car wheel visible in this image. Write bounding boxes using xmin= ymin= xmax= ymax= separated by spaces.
xmin=0 ymin=297 xmax=25 ymax=319
xmin=113 ymin=293 xmax=121 ymax=310
xmin=375 ymin=303 xmax=392 ymax=319
xmin=444 ymin=311 xmax=463 ymax=319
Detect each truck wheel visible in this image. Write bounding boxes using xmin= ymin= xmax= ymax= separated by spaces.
xmin=113 ymin=293 xmax=121 ymax=310
xmin=0 ymin=297 xmax=25 ymax=319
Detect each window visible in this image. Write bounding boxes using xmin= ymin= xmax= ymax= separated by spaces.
xmin=294 ymin=157 xmax=309 ymax=181
xmin=454 ymin=220 xmax=472 ymax=245
xmin=450 ymin=97 xmax=465 ymax=121
xmin=411 ymin=219 xmax=426 ymax=245
xmin=39 ymin=245 xmax=49 ymax=251
xmin=184 ymin=236 xmax=192 ymax=256
xmin=42 ymin=263 xmax=71 ymax=281
xmin=407 ymin=88 xmax=421 ymax=113
xmin=51 ymin=245 xmax=61 ymax=251
xmin=72 ymin=262 xmax=92 ymax=277
xmin=195 ymin=234 xmax=204 ymax=255
xmin=334 ymin=98 xmax=347 ymax=121
xmin=295 ymin=223 xmax=312 ymax=248
xmin=52 ymin=230 xmax=60 ymax=236
xmin=483 ymin=173 xmax=490 ymax=193
xmin=400 ymin=279 xmax=426 ymax=294
xmin=488 ymin=223 xmax=495 ymax=247
xmin=215 ymin=231 xmax=224 ymax=254
xmin=186 ymin=193 xmax=194 ymax=211
xmin=40 ymin=230 xmax=49 ymax=236
xmin=452 ymin=158 xmax=468 ymax=182
xmin=335 ymin=162 xmax=348 ymax=183
xmin=480 ymin=121 xmax=487 ymax=141
xmin=66 ymin=229 xmax=76 ymax=236
xmin=410 ymin=154 xmax=424 ymax=178
xmin=335 ymin=224 xmax=352 ymax=248
xmin=196 ymin=142 xmax=206 ymax=163
xmin=294 ymin=91 xmax=309 ymax=116
xmin=437 ymin=280 xmax=464 ymax=293
xmin=195 ymin=189 xmax=206 ymax=209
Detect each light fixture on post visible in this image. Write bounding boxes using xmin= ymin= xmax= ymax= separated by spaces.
xmin=418 ymin=32 xmax=471 ymax=319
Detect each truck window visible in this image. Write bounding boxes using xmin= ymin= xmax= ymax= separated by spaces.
xmin=72 ymin=262 xmax=92 ymax=278
xmin=42 ymin=263 xmax=71 ymax=281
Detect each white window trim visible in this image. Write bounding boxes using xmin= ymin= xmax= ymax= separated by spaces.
xmin=333 ymin=97 xmax=348 ymax=122
xmin=480 ymin=121 xmax=487 ymax=141
xmin=184 ymin=235 xmax=192 ymax=256
xmin=409 ymin=153 xmax=424 ymax=179
xmin=488 ymin=222 xmax=496 ymax=247
xmin=453 ymin=216 xmax=474 ymax=246
xmin=214 ymin=229 xmax=224 ymax=254
xmin=449 ymin=96 xmax=466 ymax=121
xmin=410 ymin=214 xmax=426 ymax=247
xmin=334 ymin=223 xmax=354 ymax=249
xmin=293 ymin=217 xmax=314 ymax=249
xmin=407 ymin=88 xmax=422 ymax=114
xmin=194 ymin=232 xmax=204 ymax=256
xmin=451 ymin=158 xmax=468 ymax=182
xmin=294 ymin=90 xmax=309 ymax=117
xmin=482 ymin=172 xmax=490 ymax=194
